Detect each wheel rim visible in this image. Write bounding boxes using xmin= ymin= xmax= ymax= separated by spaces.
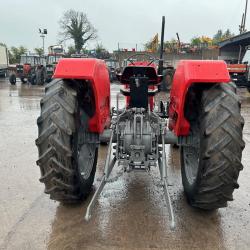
xmin=76 ymin=111 xmax=97 ymax=181
xmin=182 ymin=125 xmax=200 ymax=186
xmin=78 ymin=143 xmax=96 ymax=180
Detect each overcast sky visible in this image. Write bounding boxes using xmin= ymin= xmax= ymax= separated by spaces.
xmin=0 ymin=0 xmax=248 ymax=52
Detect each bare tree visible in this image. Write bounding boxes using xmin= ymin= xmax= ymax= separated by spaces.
xmin=59 ymin=9 xmax=97 ymax=53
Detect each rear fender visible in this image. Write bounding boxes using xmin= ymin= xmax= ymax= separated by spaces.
xmin=54 ymin=58 xmax=110 ymax=133
xmin=168 ymin=60 xmax=230 ymax=136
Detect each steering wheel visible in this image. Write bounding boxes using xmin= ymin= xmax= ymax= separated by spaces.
xmin=126 ymin=53 xmax=159 ymax=66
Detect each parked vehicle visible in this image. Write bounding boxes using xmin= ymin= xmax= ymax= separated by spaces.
xmin=161 ymin=63 xmax=175 ymax=91
xmin=45 ymin=45 xmax=64 ymax=82
xmin=0 ymin=45 xmax=8 ymax=77
xmin=226 ymin=46 xmax=250 ymax=92
xmin=105 ymin=59 xmax=119 ymax=82
xmin=8 ymin=54 xmax=45 ymax=85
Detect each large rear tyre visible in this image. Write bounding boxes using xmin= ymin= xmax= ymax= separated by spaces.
xmin=36 ymin=79 xmax=98 ymax=203
xmin=30 ymin=75 xmax=37 ymax=85
xmin=9 ymin=74 xmax=16 ymax=85
xmin=181 ymin=82 xmax=245 ymax=210
xmin=36 ymin=67 xmax=46 ymax=85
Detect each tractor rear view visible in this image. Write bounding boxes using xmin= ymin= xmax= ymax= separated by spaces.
xmin=36 ymin=17 xmax=244 ymax=229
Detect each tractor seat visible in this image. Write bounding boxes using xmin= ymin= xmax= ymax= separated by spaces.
xmin=120 ymin=76 xmax=158 ymax=109
xmin=120 ymin=88 xmax=158 ymax=96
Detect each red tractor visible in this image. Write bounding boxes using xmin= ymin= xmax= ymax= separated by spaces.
xmin=36 ymin=17 xmax=244 ymax=229
xmin=45 ymin=45 xmax=64 ymax=83
xmin=9 ymin=54 xmax=45 ymax=85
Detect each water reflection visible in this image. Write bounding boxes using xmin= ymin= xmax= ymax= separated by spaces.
xmin=7 ymin=83 xmax=44 ymax=111
xmin=47 ymin=143 xmax=225 ymax=250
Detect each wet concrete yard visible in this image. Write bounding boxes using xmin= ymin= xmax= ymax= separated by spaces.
xmin=0 ymin=78 xmax=250 ymax=250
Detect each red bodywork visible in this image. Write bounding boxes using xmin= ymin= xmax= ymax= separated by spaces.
xmin=121 ymin=61 xmax=161 ymax=110
xmin=169 ymin=60 xmax=230 ymax=136
xmin=23 ymin=64 xmax=32 ymax=74
xmin=54 ymin=58 xmax=110 ymax=133
xmin=16 ymin=63 xmax=32 ymax=77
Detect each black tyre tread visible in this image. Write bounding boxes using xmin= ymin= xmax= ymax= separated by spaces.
xmin=9 ymin=74 xmax=16 ymax=85
xmin=37 ymin=147 xmax=55 ymax=166
xmin=50 ymin=113 xmax=73 ymax=135
xmin=183 ymin=82 xmax=245 ymax=210
xmin=39 ymin=168 xmax=60 ymax=182
xmin=36 ymin=79 xmax=93 ymax=202
xmin=49 ymin=157 xmax=74 ymax=176
xmin=45 ymin=79 xmax=62 ymax=92
xmin=35 ymin=124 xmax=57 ymax=145
xmin=37 ymin=103 xmax=60 ymax=124
xmin=49 ymin=136 xmax=72 ymax=157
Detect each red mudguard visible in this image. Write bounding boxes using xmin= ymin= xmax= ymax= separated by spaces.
xmin=168 ymin=60 xmax=230 ymax=136
xmin=53 ymin=58 xmax=110 ymax=133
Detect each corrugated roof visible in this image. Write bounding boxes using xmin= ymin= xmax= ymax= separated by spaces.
xmin=218 ymin=31 xmax=250 ymax=48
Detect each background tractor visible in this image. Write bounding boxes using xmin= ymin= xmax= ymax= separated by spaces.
xmin=226 ymin=46 xmax=250 ymax=92
xmin=104 ymin=59 xmax=119 ymax=82
xmin=45 ymin=45 xmax=64 ymax=83
xmin=9 ymin=54 xmax=46 ymax=85
xmin=161 ymin=63 xmax=175 ymax=92
xmin=36 ymin=17 xmax=244 ymax=229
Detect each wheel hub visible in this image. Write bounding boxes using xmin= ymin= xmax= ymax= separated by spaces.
xmin=78 ymin=144 xmax=96 ymax=180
